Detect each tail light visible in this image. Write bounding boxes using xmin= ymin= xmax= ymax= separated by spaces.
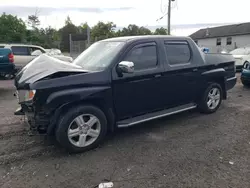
xmin=8 ymin=53 xmax=14 ymax=63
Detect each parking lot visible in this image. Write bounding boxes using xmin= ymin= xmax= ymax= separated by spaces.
xmin=0 ymin=75 xmax=249 ymax=188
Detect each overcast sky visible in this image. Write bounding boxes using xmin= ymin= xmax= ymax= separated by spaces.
xmin=1 ymin=0 xmax=249 ymax=36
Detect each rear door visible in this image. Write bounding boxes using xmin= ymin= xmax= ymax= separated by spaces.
xmin=160 ymin=40 xmax=201 ymax=107
xmin=11 ymin=46 xmax=34 ymax=68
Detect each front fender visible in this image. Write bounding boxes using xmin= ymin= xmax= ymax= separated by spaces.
xmin=45 ymin=86 xmax=110 ymax=111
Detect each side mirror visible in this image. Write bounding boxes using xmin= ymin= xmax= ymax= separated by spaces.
xmin=118 ymin=61 xmax=134 ymax=74
xmin=31 ymin=50 xmax=43 ymax=56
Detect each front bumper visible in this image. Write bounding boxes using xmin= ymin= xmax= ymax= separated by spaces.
xmin=226 ymin=76 xmax=237 ymax=91
xmin=15 ymin=103 xmax=50 ymax=134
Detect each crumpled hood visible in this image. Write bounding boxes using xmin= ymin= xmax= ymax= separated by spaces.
xmin=15 ymin=54 xmax=86 ymax=89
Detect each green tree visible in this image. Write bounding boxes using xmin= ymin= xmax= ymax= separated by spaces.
xmin=26 ymin=29 xmax=42 ymax=44
xmin=138 ymin=26 xmax=152 ymax=35
xmin=117 ymin=24 xmax=152 ymax=36
xmin=80 ymin=22 xmax=89 ymax=30
xmin=38 ymin=27 xmax=60 ymax=48
xmin=59 ymin=16 xmax=79 ymax=52
xmin=65 ymin=16 xmax=72 ymax=25
xmin=27 ymin=15 xmax=40 ymax=28
xmin=27 ymin=13 xmax=40 ymax=29
xmin=120 ymin=24 xmax=140 ymax=36
xmin=27 ymin=9 xmax=40 ymax=29
xmin=78 ymin=22 xmax=90 ymax=39
xmin=0 ymin=13 xmax=26 ymax=43
xmin=154 ymin=27 xmax=168 ymax=35
xmin=90 ymin=21 xmax=116 ymax=41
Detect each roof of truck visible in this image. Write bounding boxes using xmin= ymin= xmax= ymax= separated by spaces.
xmin=102 ymin=35 xmax=191 ymax=42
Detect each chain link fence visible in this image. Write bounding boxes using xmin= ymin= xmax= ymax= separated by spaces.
xmin=69 ymin=27 xmax=91 ymax=59
xmin=69 ymin=39 xmax=89 ymax=59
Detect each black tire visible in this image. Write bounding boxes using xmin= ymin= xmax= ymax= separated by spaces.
xmin=56 ymin=105 xmax=108 ymax=153
xmin=241 ymin=80 xmax=250 ymax=87
xmin=198 ymin=83 xmax=223 ymax=114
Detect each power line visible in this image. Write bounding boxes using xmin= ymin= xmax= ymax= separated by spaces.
xmin=156 ymin=12 xmax=168 ymax=22
xmin=156 ymin=0 xmax=177 ymax=35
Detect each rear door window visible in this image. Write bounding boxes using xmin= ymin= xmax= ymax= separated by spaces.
xmin=30 ymin=47 xmax=45 ymax=53
xmin=164 ymin=41 xmax=191 ymax=66
xmin=11 ymin=46 xmax=30 ymax=56
xmin=124 ymin=43 xmax=158 ymax=71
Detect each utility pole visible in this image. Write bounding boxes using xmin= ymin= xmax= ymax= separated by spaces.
xmin=69 ymin=34 xmax=72 ymax=57
xmin=168 ymin=0 xmax=175 ymax=35
xmin=86 ymin=25 xmax=91 ymax=47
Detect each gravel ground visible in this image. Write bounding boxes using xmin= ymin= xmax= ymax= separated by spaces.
xmin=0 ymin=75 xmax=249 ymax=188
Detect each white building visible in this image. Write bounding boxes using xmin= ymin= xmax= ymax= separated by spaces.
xmin=189 ymin=22 xmax=250 ymax=53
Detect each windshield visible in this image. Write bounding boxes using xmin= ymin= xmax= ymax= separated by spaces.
xmin=73 ymin=41 xmax=125 ymax=71
xmin=230 ymin=48 xmax=250 ymax=55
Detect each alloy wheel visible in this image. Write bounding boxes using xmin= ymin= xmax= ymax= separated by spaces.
xmin=67 ymin=114 xmax=101 ymax=148
xmin=207 ymin=88 xmax=221 ymax=110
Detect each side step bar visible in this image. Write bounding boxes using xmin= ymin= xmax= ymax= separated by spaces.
xmin=117 ymin=103 xmax=197 ymax=128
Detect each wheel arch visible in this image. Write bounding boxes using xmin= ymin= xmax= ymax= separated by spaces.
xmin=207 ymin=77 xmax=226 ymax=99
xmin=202 ymin=68 xmax=227 ymax=99
xmin=47 ymin=98 xmax=115 ymax=135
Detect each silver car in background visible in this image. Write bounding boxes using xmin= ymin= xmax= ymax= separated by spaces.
xmin=0 ymin=44 xmax=73 ymax=71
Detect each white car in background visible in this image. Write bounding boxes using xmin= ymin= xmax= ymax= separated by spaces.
xmin=229 ymin=47 xmax=250 ymax=71
xmin=45 ymin=48 xmax=62 ymax=54
xmin=0 ymin=44 xmax=73 ymax=71
xmin=44 ymin=48 xmax=73 ymax=63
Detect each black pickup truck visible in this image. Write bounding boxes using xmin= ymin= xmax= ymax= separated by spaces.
xmin=14 ymin=36 xmax=236 ymax=153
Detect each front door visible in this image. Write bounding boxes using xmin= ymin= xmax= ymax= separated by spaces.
xmin=112 ymin=41 xmax=166 ymax=120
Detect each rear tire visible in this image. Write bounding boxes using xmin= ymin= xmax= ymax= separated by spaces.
xmin=56 ymin=105 xmax=108 ymax=153
xmin=198 ymin=83 xmax=223 ymax=114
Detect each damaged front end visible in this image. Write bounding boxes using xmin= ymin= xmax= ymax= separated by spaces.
xmin=14 ymin=89 xmax=50 ymax=134
xmin=13 ymin=54 xmax=87 ymax=135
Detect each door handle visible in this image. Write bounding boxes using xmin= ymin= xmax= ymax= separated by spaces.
xmin=192 ymin=68 xmax=198 ymax=72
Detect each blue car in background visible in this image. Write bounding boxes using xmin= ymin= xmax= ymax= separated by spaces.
xmin=241 ymin=62 xmax=250 ymax=87
xmin=0 ymin=48 xmax=15 ymax=79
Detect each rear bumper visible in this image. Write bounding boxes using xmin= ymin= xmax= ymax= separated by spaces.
xmin=226 ymin=76 xmax=237 ymax=91
xmin=0 ymin=63 xmax=15 ymax=74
